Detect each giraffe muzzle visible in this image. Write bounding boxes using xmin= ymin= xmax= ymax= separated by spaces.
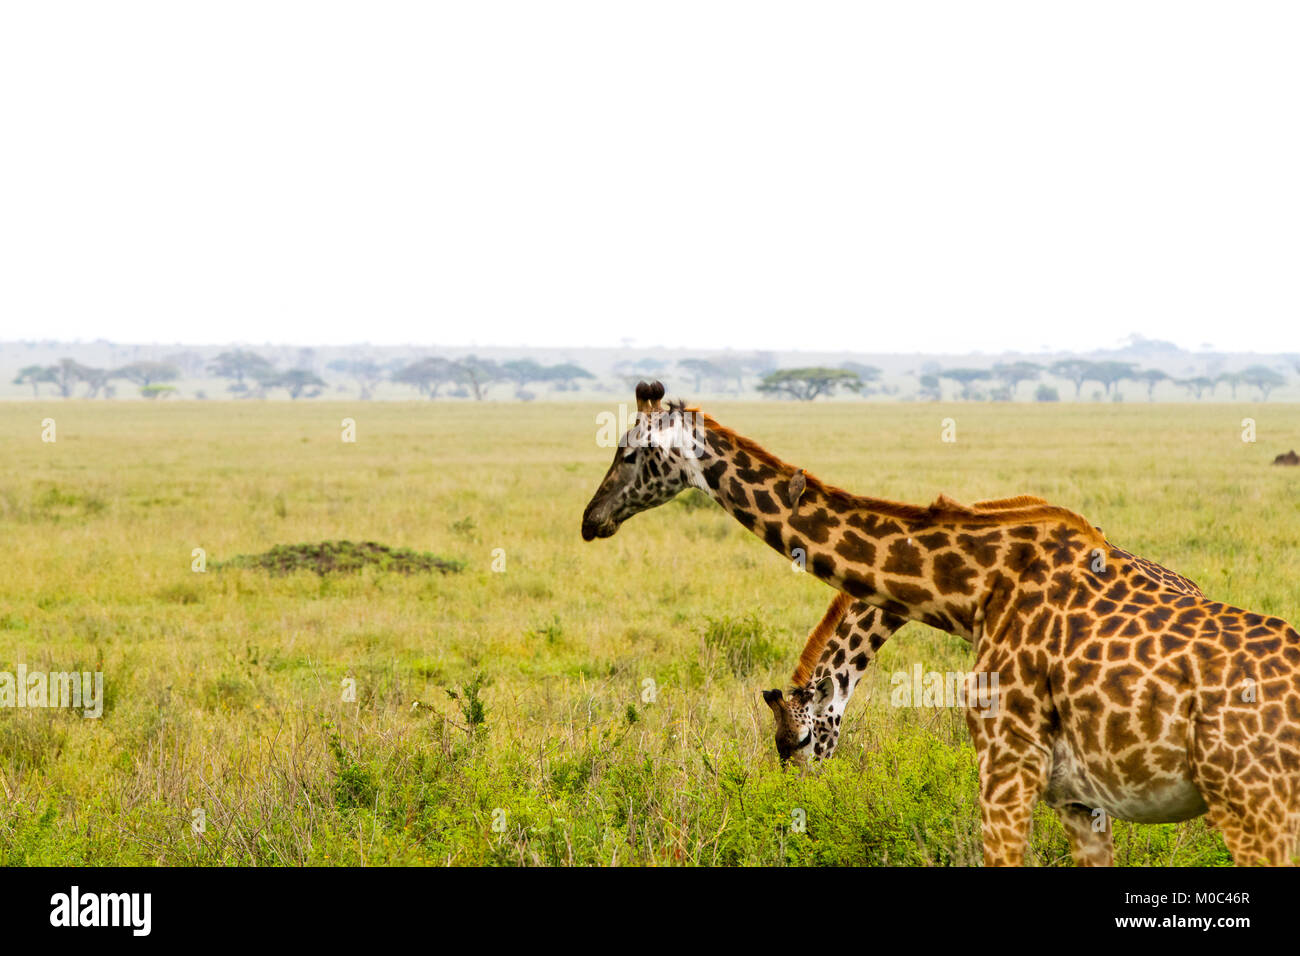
xmin=580 ymin=511 xmax=618 ymax=541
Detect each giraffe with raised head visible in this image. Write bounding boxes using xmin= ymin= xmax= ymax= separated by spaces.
xmin=581 ymin=381 xmax=1300 ymax=865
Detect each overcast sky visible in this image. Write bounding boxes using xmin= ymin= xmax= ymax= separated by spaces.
xmin=2 ymin=2 xmax=1297 ymax=353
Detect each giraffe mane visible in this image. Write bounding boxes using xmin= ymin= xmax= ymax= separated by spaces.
xmin=791 ymin=591 xmax=855 ymax=687
xmin=700 ymin=414 xmax=1104 ymax=546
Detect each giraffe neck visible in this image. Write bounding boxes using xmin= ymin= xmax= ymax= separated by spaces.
xmin=685 ymin=414 xmax=1102 ymax=641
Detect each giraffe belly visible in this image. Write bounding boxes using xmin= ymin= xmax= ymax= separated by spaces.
xmin=1043 ymin=736 xmax=1208 ymax=824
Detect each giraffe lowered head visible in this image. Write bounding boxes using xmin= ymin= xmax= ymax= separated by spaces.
xmin=763 ymin=677 xmax=842 ymax=764
xmin=580 ymin=381 xmax=704 ymax=541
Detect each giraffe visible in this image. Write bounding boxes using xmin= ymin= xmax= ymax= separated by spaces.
xmin=581 ymin=381 xmax=1300 ymax=865
xmin=768 ymin=523 xmax=1206 ymax=766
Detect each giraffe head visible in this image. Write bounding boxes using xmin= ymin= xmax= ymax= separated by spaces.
xmin=763 ymin=677 xmax=843 ymax=764
xmin=580 ymin=381 xmax=704 ymax=541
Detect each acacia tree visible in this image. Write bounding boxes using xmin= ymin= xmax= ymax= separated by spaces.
xmin=1175 ymin=376 xmax=1215 ymax=400
xmin=80 ymin=367 xmax=112 ymax=399
xmin=840 ymin=362 xmax=883 ymax=396
xmin=13 ymin=365 xmax=55 ymax=397
xmin=1133 ymin=368 xmax=1168 ymax=401
xmin=677 ymin=358 xmax=723 ymax=393
xmin=452 ymin=355 xmax=500 ymax=400
xmin=1240 ymin=365 xmax=1287 ymax=401
xmin=1049 ymin=359 xmax=1094 ymax=398
xmin=392 ymin=357 xmax=454 ymax=398
xmin=500 ymin=359 xmax=548 ymax=397
xmin=917 ymin=373 xmax=942 ymax=401
xmin=991 ymin=361 xmax=1042 ymax=398
xmin=756 ymin=367 xmax=862 ymax=401
xmin=327 ymin=359 xmax=386 ymax=400
xmin=1215 ymin=371 xmax=1244 ymax=399
xmin=113 ymin=361 xmax=181 ymax=389
xmin=940 ymin=368 xmax=991 ymax=400
xmin=545 ymin=362 xmax=594 ymax=392
xmin=49 ymin=359 xmax=94 ymax=398
xmin=260 ymin=369 xmax=326 ymax=399
xmin=208 ymin=350 xmax=274 ymax=387
xmin=1088 ymin=360 xmax=1137 ymax=397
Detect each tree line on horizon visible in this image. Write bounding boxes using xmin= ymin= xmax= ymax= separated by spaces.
xmin=11 ymin=351 xmax=1295 ymax=402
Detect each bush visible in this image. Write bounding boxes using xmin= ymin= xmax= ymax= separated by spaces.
xmin=702 ymin=613 xmax=785 ymax=677
xmin=1035 ymin=385 xmax=1060 ymax=402
xmin=217 ymin=541 xmax=464 ymax=576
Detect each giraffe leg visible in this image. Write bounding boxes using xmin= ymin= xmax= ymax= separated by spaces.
xmin=1055 ymin=804 xmax=1113 ymax=867
xmin=1192 ymin=721 xmax=1300 ymax=865
xmin=972 ymin=743 xmax=1049 ymax=866
xmin=1201 ymin=786 xmax=1299 ymax=866
xmin=964 ymin=642 xmax=1054 ymax=866
xmin=965 ymin=710 xmax=1051 ymax=866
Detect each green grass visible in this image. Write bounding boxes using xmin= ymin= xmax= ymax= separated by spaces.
xmin=0 ymin=399 xmax=1295 ymax=865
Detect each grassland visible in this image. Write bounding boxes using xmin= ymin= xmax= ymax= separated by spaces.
xmin=1 ymin=399 xmax=1297 ymax=866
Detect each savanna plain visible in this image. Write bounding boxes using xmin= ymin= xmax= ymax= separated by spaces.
xmin=1 ymin=400 xmax=1297 ymax=866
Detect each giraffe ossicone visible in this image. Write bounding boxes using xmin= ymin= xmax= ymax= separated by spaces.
xmin=581 ymin=381 xmax=1300 ymax=866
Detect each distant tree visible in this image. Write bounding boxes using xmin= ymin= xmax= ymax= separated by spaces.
xmin=1049 ymin=359 xmax=1095 ymax=399
xmin=49 ymin=359 xmax=93 ymax=398
xmin=392 ymin=357 xmax=455 ymax=398
xmin=1215 ymin=371 xmax=1244 ymax=400
xmin=918 ymin=373 xmax=942 ymax=401
xmin=327 ymin=358 xmax=386 ymax=400
xmin=840 ymin=362 xmax=883 ymax=395
xmin=1240 ymin=365 xmax=1287 ymax=401
xmin=1175 ymin=376 xmax=1215 ymax=400
xmin=452 ymin=355 xmax=501 ymax=400
xmin=13 ymin=365 xmax=55 ymax=397
xmin=1088 ymin=360 xmax=1138 ymax=396
xmin=112 ymin=361 xmax=181 ymax=389
xmin=544 ymin=362 xmax=595 ymax=392
xmin=1133 ymin=368 xmax=1168 ymax=401
xmin=677 ymin=358 xmax=723 ymax=393
xmin=500 ymin=359 xmax=549 ymax=397
xmin=712 ymin=353 xmax=775 ymax=393
xmin=940 ymin=368 xmax=991 ymax=400
xmin=630 ymin=357 xmax=668 ymax=374
xmin=992 ymin=361 xmax=1042 ymax=398
xmin=261 ymin=369 xmax=326 ymax=399
xmin=79 ymin=366 xmax=112 ymax=399
xmin=140 ymin=384 xmax=178 ymax=400
xmin=207 ymin=350 xmax=274 ymax=386
xmin=1034 ymin=384 xmax=1060 ymax=402
xmin=757 ymin=367 xmax=863 ymax=401
xmin=164 ymin=351 xmax=205 ymax=377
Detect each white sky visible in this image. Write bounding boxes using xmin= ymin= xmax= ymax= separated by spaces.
xmin=2 ymin=2 xmax=1297 ymax=353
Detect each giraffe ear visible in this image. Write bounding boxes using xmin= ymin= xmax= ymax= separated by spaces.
xmin=786 ymin=470 xmax=806 ymax=508
xmin=762 ymin=688 xmax=783 ymax=709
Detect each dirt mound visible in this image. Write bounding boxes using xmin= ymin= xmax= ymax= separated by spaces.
xmin=1273 ymin=450 xmax=1300 ymax=466
xmin=219 ymin=540 xmax=465 ymax=576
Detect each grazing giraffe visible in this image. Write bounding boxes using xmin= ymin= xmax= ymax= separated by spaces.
xmin=581 ymin=382 xmax=1300 ymax=865
xmin=767 ymin=522 xmax=1206 ymax=766
xmin=766 ymin=496 xmax=1065 ymax=763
